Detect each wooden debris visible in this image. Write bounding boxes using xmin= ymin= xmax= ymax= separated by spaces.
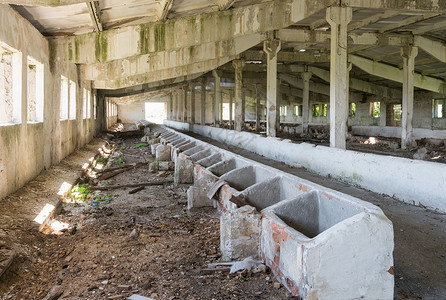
xmin=129 ymin=186 xmax=145 ymax=194
xmin=0 ymin=249 xmax=16 ymax=278
xmin=90 ymin=180 xmax=172 ymax=190
xmin=99 ymin=162 xmax=147 ymax=180
xmin=228 ymin=194 xmax=248 ymax=207
xmin=200 ymin=267 xmax=231 ymax=274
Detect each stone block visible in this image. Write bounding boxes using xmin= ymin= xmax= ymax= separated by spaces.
xmin=174 ymin=157 xmax=194 ymax=184
xmin=150 ymin=143 xmax=160 ymax=155
xmin=148 ymin=162 xmax=159 ymax=173
xmin=148 ymin=138 xmax=161 ymax=145
xmin=158 ymin=161 xmax=174 ymax=171
xmin=186 ymin=174 xmax=218 ymax=209
xmin=220 ymin=205 xmax=261 ymax=261
xmin=156 ymin=144 xmax=171 ymax=161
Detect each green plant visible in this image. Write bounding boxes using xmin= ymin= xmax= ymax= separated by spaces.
xmin=97 ymin=156 xmax=108 ymax=164
xmin=95 ymin=194 xmax=113 ymax=203
xmin=114 ymin=154 xmax=125 ymax=164
xmin=71 ymin=184 xmax=91 ymax=201
xmin=136 ymin=143 xmax=147 ymax=147
xmin=239 ymin=275 xmax=251 ymax=281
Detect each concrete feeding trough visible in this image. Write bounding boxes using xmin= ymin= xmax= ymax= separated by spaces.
xmin=196 ymin=153 xmax=223 ymax=168
xmin=261 ymin=190 xmax=394 ymax=299
xmin=207 ymin=158 xmax=248 ymax=177
xmin=190 ymin=148 xmax=212 ymax=162
xmin=220 ymin=165 xmax=275 ymax=192
xmin=153 ymin=125 xmax=394 ymax=299
xmin=241 ymin=176 xmax=309 ymax=210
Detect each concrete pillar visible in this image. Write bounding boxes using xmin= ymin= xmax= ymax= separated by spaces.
xmin=326 ymin=6 xmax=352 ymax=149
xmin=255 ymin=84 xmax=261 ymax=131
xmin=212 ymin=69 xmax=223 ymax=126
xmin=276 ymin=81 xmax=281 ymax=132
xmin=232 ymin=59 xmax=245 ymax=131
xmin=179 ymin=88 xmax=184 ymax=122
xmin=264 ymin=38 xmax=281 ymax=137
xmin=401 ymin=46 xmax=418 ymax=149
xmin=229 ymin=92 xmax=233 ymax=129
xmin=242 ymin=87 xmax=246 ymax=126
xmin=200 ymin=78 xmax=206 ymax=126
xmin=379 ymin=100 xmax=387 ymax=127
xmin=301 ymin=70 xmax=312 ymax=134
xmin=189 ymin=83 xmax=196 ymax=126
xmin=182 ymin=85 xmax=188 ymax=122
xmin=168 ymin=93 xmax=173 ymax=120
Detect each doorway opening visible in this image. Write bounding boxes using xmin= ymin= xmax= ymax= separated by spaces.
xmin=145 ymin=102 xmax=166 ymax=124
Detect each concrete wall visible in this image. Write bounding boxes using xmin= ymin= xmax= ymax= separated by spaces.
xmin=117 ymin=101 xmax=145 ymax=123
xmin=0 ymin=4 xmax=104 ymax=200
xmin=164 ymin=120 xmax=446 ymax=213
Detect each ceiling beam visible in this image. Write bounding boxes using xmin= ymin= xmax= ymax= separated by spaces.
xmin=277 ymin=29 xmax=412 ymax=46
xmin=243 ymin=49 xmax=330 ymax=63
xmin=341 ymin=0 xmax=446 ymax=12
xmin=348 ymin=10 xmax=399 ymax=31
xmin=0 ymin=0 xmax=88 ymax=6
xmin=217 ymin=0 xmax=235 ymax=11
xmin=415 ymin=35 xmax=446 ymax=63
xmin=378 ymin=13 xmax=440 ymax=33
xmin=410 ymin=19 xmax=446 ymax=34
xmin=83 ymin=34 xmax=263 ymax=89
xmin=51 ymin=0 xmax=337 ymax=64
xmin=157 ymin=0 xmax=174 ymax=21
xmin=349 ymin=54 xmax=446 ymax=94
xmin=86 ymin=1 xmax=102 ymax=32
xmin=100 ymin=72 xmax=205 ymax=97
xmin=309 ymin=66 xmax=402 ymax=99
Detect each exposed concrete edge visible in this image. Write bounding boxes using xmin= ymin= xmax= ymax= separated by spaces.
xmin=164 ymin=120 xmax=446 ymax=213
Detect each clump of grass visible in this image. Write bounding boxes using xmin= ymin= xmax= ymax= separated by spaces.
xmin=71 ymin=184 xmax=91 ymax=201
xmin=114 ymin=154 xmax=125 ymax=164
xmin=95 ymin=194 xmax=113 ymax=203
xmin=97 ymin=156 xmax=108 ymax=164
xmin=135 ymin=143 xmax=147 ymax=147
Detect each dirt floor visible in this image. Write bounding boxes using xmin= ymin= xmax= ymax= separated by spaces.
xmin=0 ymin=132 xmax=290 ymax=300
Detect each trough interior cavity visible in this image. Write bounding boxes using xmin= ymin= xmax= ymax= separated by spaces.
xmin=221 ymin=165 xmax=275 ymax=192
xmin=243 ymin=176 xmax=305 ymax=211
xmin=273 ymin=191 xmax=363 ymax=238
xmin=208 ymin=158 xmax=247 ymax=177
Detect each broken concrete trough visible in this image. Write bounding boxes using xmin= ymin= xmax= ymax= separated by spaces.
xmin=151 ymin=124 xmax=394 ymax=299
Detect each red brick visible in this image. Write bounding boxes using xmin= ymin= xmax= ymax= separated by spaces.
xmin=286 ymin=278 xmax=300 ymax=295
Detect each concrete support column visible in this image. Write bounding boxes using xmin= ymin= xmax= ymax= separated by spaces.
xmin=401 ymin=46 xmax=418 ymax=149
xmin=212 ymin=69 xmax=223 ymax=126
xmin=182 ymin=85 xmax=188 ymax=122
xmin=242 ymin=87 xmax=246 ymax=126
xmin=232 ymin=59 xmax=245 ymax=131
xmin=229 ymin=92 xmax=233 ymax=129
xmin=255 ymin=84 xmax=261 ymax=131
xmin=189 ymin=83 xmax=196 ymax=126
xmin=264 ymin=38 xmax=281 ymax=137
xmin=178 ymin=88 xmax=184 ymax=122
xmin=276 ymin=80 xmax=281 ymax=131
xmin=301 ymin=70 xmax=312 ymax=134
xmin=379 ymin=100 xmax=387 ymax=127
xmin=167 ymin=93 xmax=172 ymax=120
xmin=200 ymin=78 xmax=206 ymax=126
xmin=326 ymin=6 xmax=352 ymax=149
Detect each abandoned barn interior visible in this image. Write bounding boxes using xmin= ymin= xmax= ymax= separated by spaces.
xmin=0 ymin=0 xmax=446 ymax=299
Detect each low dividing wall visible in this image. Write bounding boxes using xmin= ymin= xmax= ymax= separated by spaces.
xmin=352 ymin=125 xmax=446 ymax=140
xmin=164 ymin=120 xmax=446 ymax=213
xmin=155 ymin=124 xmax=394 ymax=299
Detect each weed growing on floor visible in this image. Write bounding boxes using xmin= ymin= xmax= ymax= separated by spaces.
xmin=135 ymin=143 xmax=147 ymax=147
xmin=71 ymin=184 xmax=91 ymax=201
xmin=114 ymin=154 xmax=125 ymax=164
xmin=94 ymin=194 xmax=113 ymax=203
xmin=97 ymin=156 xmax=108 ymax=164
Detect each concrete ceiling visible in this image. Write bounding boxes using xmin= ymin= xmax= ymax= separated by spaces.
xmin=5 ymin=0 xmax=446 ymax=103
